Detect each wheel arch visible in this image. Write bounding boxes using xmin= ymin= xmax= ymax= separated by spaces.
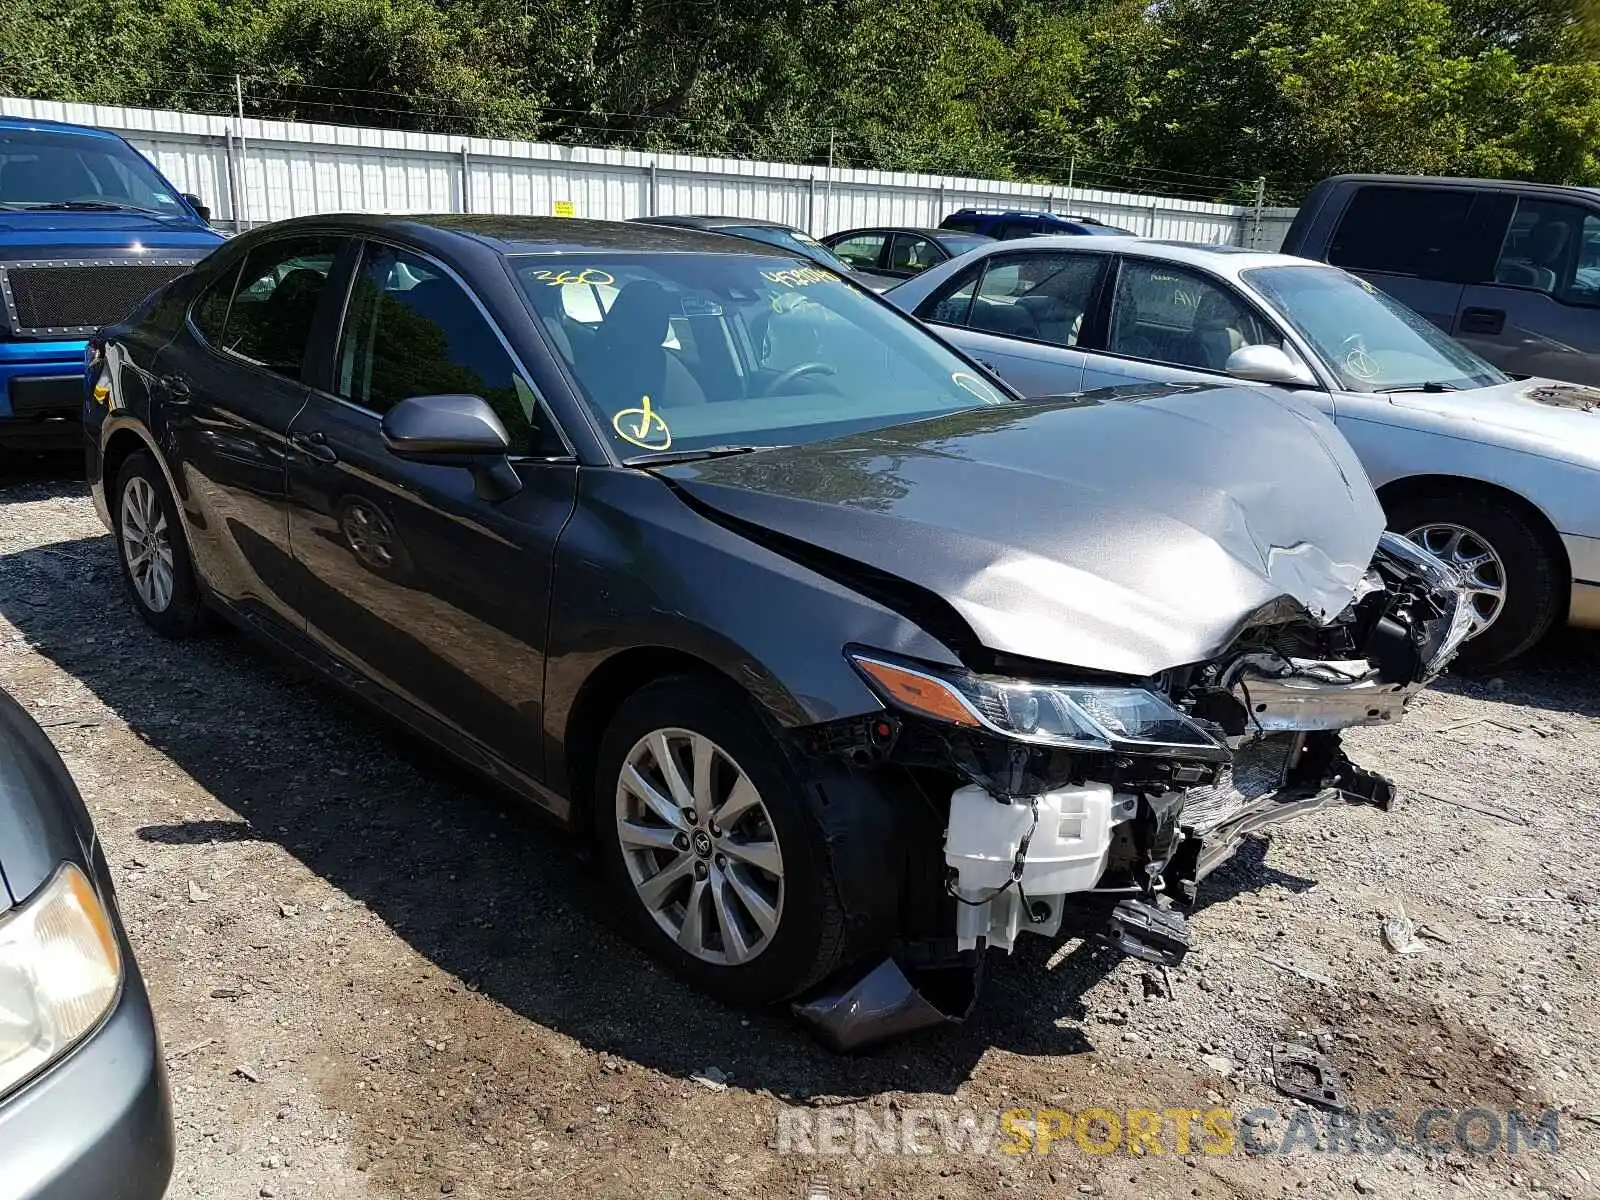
xmin=1375 ymin=472 xmax=1572 ymax=615
xmin=555 ymin=645 xmax=773 ymax=830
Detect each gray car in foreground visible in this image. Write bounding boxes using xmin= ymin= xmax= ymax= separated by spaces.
xmin=88 ymin=215 xmax=1468 ymax=1046
xmin=889 ymin=235 xmax=1600 ymax=666
xmin=0 ymin=687 xmax=174 ymax=1198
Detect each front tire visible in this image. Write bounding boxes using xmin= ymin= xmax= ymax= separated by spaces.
xmin=1388 ymin=491 xmax=1562 ymax=668
xmin=593 ymin=676 xmax=856 ymax=1005
xmin=114 ymin=450 xmax=206 ymax=638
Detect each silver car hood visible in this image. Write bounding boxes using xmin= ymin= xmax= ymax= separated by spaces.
xmin=662 ymin=383 xmax=1386 ymax=676
xmin=1384 ymin=377 xmax=1600 ymax=464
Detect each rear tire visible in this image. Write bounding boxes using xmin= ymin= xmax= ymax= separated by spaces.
xmin=593 ymin=675 xmax=863 ymax=1005
xmin=1387 ymin=491 xmax=1562 ymax=669
xmin=113 ymin=451 xmax=207 ymax=638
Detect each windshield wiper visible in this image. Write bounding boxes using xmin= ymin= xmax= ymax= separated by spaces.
xmin=20 ymin=201 xmax=164 ymax=215
xmin=623 ymin=444 xmax=776 ymax=467
xmin=1379 ymin=381 xmax=1461 ymax=393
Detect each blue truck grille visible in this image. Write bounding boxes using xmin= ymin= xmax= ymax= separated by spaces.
xmin=0 ymin=260 xmax=194 ymax=336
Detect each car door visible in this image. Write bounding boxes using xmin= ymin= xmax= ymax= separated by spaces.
xmin=155 ymin=233 xmax=346 ymax=629
xmin=1453 ymin=192 xmax=1600 ymax=385
xmin=1078 ymin=257 xmax=1313 ymax=403
xmin=283 ymin=238 xmax=578 ymax=782
xmin=914 ymin=250 xmax=1105 ymax=394
xmin=1323 ymin=184 xmax=1475 ymax=332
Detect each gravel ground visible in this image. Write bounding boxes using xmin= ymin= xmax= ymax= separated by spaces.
xmin=1 ymin=460 xmax=1597 ymax=1200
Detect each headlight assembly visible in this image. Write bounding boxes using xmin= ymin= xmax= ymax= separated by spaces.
xmin=0 ymin=863 xmax=123 ymax=1098
xmin=850 ymin=652 xmax=1226 ymax=759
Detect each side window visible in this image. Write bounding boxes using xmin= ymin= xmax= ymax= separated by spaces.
xmin=966 ymin=252 xmax=1102 ymax=348
xmin=888 ymin=234 xmax=939 ymax=274
xmin=918 ymin=264 xmax=980 ymax=325
xmin=1328 ymin=186 xmax=1474 ymax=279
xmin=1492 ymin=198 xmax=1600 ymax=304
xmin=830 ymin=233 xmax=887 ymax=269
xmin=1107 ymin=260 xmax=1278 ymax=371
xmin=337 ymin=243 xmax=556 ymax=456
xmin=217 ymin=236 xmax=342 ymax=377
xmin=941 ymin=216 xmax=982 ymax=235
xmin=997 ymin=219 xmax=1039 ymax=240
xmin=189 ymin=260 xmax=241 ymax=345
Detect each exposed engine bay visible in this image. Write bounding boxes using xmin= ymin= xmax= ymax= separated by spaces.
xmin=794 ymin=532 xmax=1472 ymax=1050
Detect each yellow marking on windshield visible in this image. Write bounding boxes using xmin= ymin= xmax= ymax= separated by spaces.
xmin=529 ymin=267 xmax=616 ymax=288
xmin=761 ymin=266 xmax=840 ymax=289
xmin=612 ymin=395 xmax=672 ymax=450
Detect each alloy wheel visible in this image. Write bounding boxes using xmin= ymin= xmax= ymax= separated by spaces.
xmin=615 ymin=728 xmax=785 ymax=966
xmin=1407 ymin=522 xmax=1508 ymax=635
xmin=341 ymin=502 xmax=395 ymax=570
xmin=120 ymin=475 xmax=175 ymax=613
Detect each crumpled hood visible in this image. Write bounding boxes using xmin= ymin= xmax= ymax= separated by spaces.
xmin=660 ymin=383 xmax=1385 ymax=676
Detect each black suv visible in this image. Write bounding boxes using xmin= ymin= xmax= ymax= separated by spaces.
xmin=939 ymin=208 xmax=1132 ymax=240
xmin=1282 ymin=174 xmax=1600 ymax=386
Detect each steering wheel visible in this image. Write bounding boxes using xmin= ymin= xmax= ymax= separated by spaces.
xmin=761 ymin=361 xmax=837 ymax=396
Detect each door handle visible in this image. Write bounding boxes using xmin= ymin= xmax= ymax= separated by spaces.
xmin=1459 ymin=307 xmax=1506 ymax=335
xmin=290 ymin=430 xmax=338 ymax=464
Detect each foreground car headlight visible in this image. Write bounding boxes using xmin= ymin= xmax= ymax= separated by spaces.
xmin=850 ymin=652 xmax=1227 ymax=759
xmin=0 ymin=863 xmax=122 ymax=1097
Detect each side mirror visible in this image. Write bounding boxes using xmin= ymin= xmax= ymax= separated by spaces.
xmin=381 ymin=394 xmax=521 ymax=502
xmin=182 ymin=193 xmax=211 ymax=223
xmin=1225 ymin=344 xmax=1318 ymax=388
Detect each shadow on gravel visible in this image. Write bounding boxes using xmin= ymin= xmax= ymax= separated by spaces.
xmin=0 ymin=530 xmax=1119 ymax=1099
xmin=1433 ymin=625 xmax=1600 ymax=720
xmin=0 ymin=451 xmax=83 ymax=492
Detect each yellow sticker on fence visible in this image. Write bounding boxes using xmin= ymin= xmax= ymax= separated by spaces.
xmin=612 ymin=395 xmax=671 ymax=451
xmin=553 ymin=200 xmax=576 ymax=218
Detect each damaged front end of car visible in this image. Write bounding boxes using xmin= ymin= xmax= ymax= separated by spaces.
xmin=794 ymin=532 xmax=1472 ymax=1050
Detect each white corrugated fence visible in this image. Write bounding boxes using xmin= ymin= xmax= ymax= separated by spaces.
xmin=1 ymin=96 xmax=1300 ymax=249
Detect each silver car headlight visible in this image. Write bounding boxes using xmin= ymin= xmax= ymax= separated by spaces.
xmin=0 ymin=863 xmax=123 ymax=1097
xmin=850 ymin=652 xmax=1227 ymax=760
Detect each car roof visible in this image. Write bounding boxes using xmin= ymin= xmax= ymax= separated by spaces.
xmin=632 ymin=214 xmax=798 ymax=232
xmin=1315 ymin=173 xmax=1600 ymax=201
xmin=244 ymin=213 xmax=785 ymax=257
xmin=0 ymin=114 xmax=122 ymax=141
xmin=829 ymin=226 xmax=984 ymax=240
xmin=971 ymin=234 xmax=1308 ymax=273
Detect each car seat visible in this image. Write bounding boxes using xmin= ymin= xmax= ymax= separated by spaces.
xmin=586 ymin=280 xmax=708 ymax=410
xmin=1188 ymin=292 xmax=1246 ymax=369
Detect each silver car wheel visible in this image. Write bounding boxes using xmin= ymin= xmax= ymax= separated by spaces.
xmin=1407 ymin=521 xmax=1507 ymax=635
xmin=120 ymin=476 xmax=175 ymax=614
xmin=615 ymin=728 xmax=784 ymax=966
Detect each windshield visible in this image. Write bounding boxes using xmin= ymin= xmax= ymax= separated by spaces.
xmin=0 ymin=129 xmax=188 ymax=215
xmin=513 ymin=253 xmax=1009 ymax=457
xmin=1244 ymin=265 xmax=1506 ymax=392
xmin=727 ymin=226 xmax=854 ymax=273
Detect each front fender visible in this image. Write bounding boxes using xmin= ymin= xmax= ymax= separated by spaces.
xmin=541 ymin=469 xmax=962 ymax=792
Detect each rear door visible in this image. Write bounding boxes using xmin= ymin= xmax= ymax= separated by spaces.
xmin=1323 ymin=184 xmax=1475 ymax=332
xmin=156 ymin=232 xmax=347 ymax=628
xmin=283 ymin=238 xmax=577 ymax=781
xmin=915 ymin=249 xmax=1106 ymax=394
xmin=1452 ymin=192 xmax=1600 ymax=384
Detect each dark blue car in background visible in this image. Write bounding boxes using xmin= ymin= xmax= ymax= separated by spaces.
xmin=0 ymin=115 xmax=223 ymax=449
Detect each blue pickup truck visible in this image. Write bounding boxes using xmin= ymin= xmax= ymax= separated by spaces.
xmin=0 ymin=115 xmax=223 ymax=447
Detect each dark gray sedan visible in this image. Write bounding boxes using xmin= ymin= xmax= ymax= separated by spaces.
xmin=0 ymin=687 xmax=174 ymax=1197
xmin=85 ymin=215 xmax=1467 ymax=1036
